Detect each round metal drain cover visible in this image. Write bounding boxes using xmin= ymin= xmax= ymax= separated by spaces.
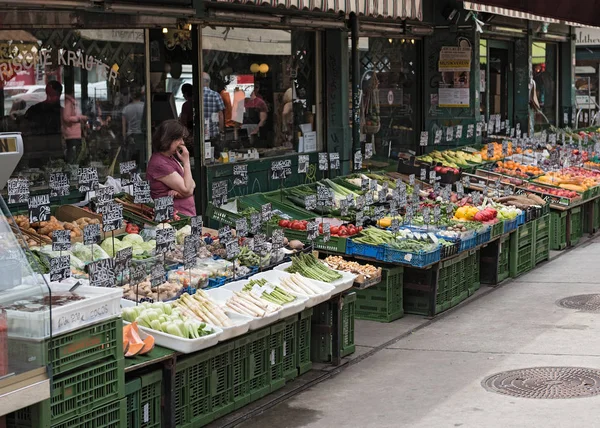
xmin=483 ymin=367 xmax=600 ymax=399
xmin=556 ymin=294 xmax=600 ymax=312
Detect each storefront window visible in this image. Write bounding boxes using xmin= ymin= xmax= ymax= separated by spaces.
xmin=201 ymin=27 xmax=316 ymax=163
xmin=356 ymin=37 xmax=418 ymax=159
xmin=479 ymin=39 xmax=487 ymax=121
xmin=0 ymin=29 xmax=147 ymax=184
xmin=532 ymin=42 xmax=558 ymax=130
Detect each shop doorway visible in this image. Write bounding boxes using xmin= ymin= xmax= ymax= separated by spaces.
xmin=480 ymin=40 xmax=514 ymax=126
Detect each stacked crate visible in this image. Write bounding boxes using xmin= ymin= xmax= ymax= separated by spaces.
xmin=534 ymin=213 xmax=550 ymax=266
xmin=310 ymin=292 xmax=356 ymax=363
xmin=6 ymin=318 xmax=125 ymax=428
xmin=354 ymin=266 xmax=404 ymax=323
xmin=510 ymin=221 xmax=534 ymax=277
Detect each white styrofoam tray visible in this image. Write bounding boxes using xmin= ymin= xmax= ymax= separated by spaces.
xmin=272 ymin=262 xmax=355 ymax=295
xmin=2 ymin=283 xmax=122 ymax=340
xmin=124 ymin=319 xmax=222 ymax=354
xmin=222 ymin=279 xmax=308 ymax=318
xmin=121 ymin=298 xmax=252 ymax=342
xmin=248 ymin=270 xmax=334 ymax=307
xmin=205 ymin=287 xmax=281 ymax=330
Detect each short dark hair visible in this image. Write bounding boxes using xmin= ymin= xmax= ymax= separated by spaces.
xmin=182 ymin=83 xmax=193 ymax=98
xmin=152 ymin=120 xmax=189 ymax=153
xmin=47 ymin=81 xmax=63 ymax=96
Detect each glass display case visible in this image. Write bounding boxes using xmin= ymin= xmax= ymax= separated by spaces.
xmin=0 ymin=133 xmax=51 ymax=416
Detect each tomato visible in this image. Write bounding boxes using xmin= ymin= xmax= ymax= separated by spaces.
xmin=331 ymin=226 xmax=340 ymax=235
xmin=358 ymin=226 xmax=363 ymax=232
xmin=301 ymin=220 xmax=308 ymax=226
xmin=290 ymin=220 xmax=300 ymax=230
xmin=279 ymin=219 xmax=290 ymax=228
xmin=319 ymin=224 xmax=323 ymax=234
xmin=339 ymin=228 xmax=348 ymax=236
xmin=348 ymin=226 xmax=357 ymax=236
xmin=299 ymin=222 xmax=307 ymax=231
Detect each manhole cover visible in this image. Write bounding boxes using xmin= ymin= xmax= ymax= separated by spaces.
xmin=482 ymin=367 xmax=600 ymax=399
xmin=556 ymin=294 xmax=600 ymax=312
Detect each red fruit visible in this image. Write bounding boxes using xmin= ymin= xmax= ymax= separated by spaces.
xmin=331 ymin=226 xmax=340 ymax=235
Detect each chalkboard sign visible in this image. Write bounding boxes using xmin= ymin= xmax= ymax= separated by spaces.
xmin=250 ymin=212 xmax=262 ymax=234
xmin=155 ymin=228 xmax=176 ymax=254
xmin=365 ymin=143 xmax=373 ymax=159
xmin=130 ymin=264 xmax=146 ymax=286
xmin=433 ymin=206 xmax=441 ymax=223
xmin=28 ymin=194 xmax=51 ymax=223
xmin=100 ymin=202 xmax=123 ymax=233
xmin=487 ymin=143 xmax=494 ymax=158
xmin=49 ymin=172 xmax=70 ymax=197
xmin=354 ymin=150 xmax=363 ymax=170
xmin=378 ymin=189 xmax=387 ymax=203
xmin=409 ymin=174 xmax=415 ymax=186
xmin=446 ymin=127 xmax=454 ymax=142
xmin=119 ymin=161 xmax=137 ymax=186
xmin=329 ymin=152 xmax=340 ymax=170
xmin=154 ymin=196 xmax=174 ymax=223
xmin=434 ymin=129 xmax=442 ymax=144
xmin=88 ymin=258 xmax=116 ymax=287
xmin=225 ymin=240 xmax=240 ymax=260
xmin=355 ymin=195 xmax=365 ymax=210
xmin=191 ymin=215 xmax=203 ymax=237
xmin=419 ymin=131 xmax=429 ymax=146
xmin=322 ymin=223 xmax=331 ymax=243
xmin=261 ymin=203 xmax=272 ymax=223
xmin=78 ymin=167 xmax=99 ymax=192
xmin=218 ymin=225 xmax=233 ymax=244
xmin=340 ymin=198 xmax=349 ymax=216
xmin=272 ymin=228 xmax=285 ymax=250
xmin=365 ymin=191 xmax=374 ymax=206
xmin=390 ymin=218 xmax=400 ymax=233
xmin=83 ymin=224 xmax=101 ymax=245
xmin=355 ymin=210 xmax=364 ymax=227
xmin=369 ymin=179 xmax=377 ymax=191
xmin=317 ymin=186 xmax=333 ymax=207
xmin=150 ymin=263 xmax=166 ymax=287
xmin=305 ymin=194 xmax=317 ymax=211
xmin=183 ymin=235 xmax=199 ymax=270
xmin=476 ymin=123 xmax=482 ymax=137
xmin=95 ymin=186 xmax=115 ymax=210
xmin=7 ymin=178 xmax=30 ymax=204
xmin=318 ymin=153 xmax=329 ymax=171
xmin=455 ymin=125 xmax=463 ymax=139
xmin=254 ymin=233 xmax=266 ymax=255
xmin=115 ymin=246 xmax=133 ymax=275
xmin=271 ymin=159 xmax=292 ymax=180
xmin=306 ymin=221 xmax=319 ymax=241
xmin=361 ymin=177 xmax=369 ymax=192
xmin=298 ymin=155 xmax=309 ymax=174
xmin=133 ymin=181 xmax=153 ymax=204
xmin=389 ymin=200 xmax=398 ymax=217
xmin=420 ymin=168 xmax=427 ymax=181
xmin=212 ymin=180 xmax=228 ymax=207
xmin=235 ymin=217 xmax=248 ymax=238
xmin=50 ymin=255 xmax=71 ymax=282
xmin=233 ymin=164 xmax=249 ymax=186
xmin=52 ymin=229 xmax=72 ymax=252
xmin=374 ymin=205 xmax=384 ymax=220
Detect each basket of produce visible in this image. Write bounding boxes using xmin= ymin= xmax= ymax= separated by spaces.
xmin=251 ymin=268 xmax=336 ymax=307
xmin=322 ymin=255 xmax=382 ymax=289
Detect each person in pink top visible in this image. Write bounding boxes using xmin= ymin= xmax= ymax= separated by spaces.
xmin=146 ymin=120 xmax=196 ymax=216
xmin=62 ymin=92 xmax=87 ymax=163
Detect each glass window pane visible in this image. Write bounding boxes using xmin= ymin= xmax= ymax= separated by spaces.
xmin=532 ymin=42 xmax=557 ymax=130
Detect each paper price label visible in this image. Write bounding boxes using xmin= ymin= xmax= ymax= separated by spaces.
xmin=455 ymin=125 xmax=463 ymax=139
xmin=434 ymin=130 xmax=442 ymax=144
xmin=467 ymin=124 xmax=474 ymax=139
xmin=365 ymin=143 xmax=373 ymax=159
xmin=476 ymin=123 xmax=482 ymax=137
xmin=446 ymin=127 xmax=454 ymax=142
xmin=340 ymin=199 xmax=349 ymax=217
xmin=420 ymin=131 xmax=429 ymax=146
xmin=298 ymin=155 xmax=309 ymax=174
xmin=354 ymin=150 xmax=363 ymax=170
xmin=456 ymin=182 xmax=464 ymax=197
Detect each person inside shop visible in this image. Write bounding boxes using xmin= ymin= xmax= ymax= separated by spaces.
xmin=62 ymin=89 xmax=88 ymax=163
xmin=122 ymin=88 xmax=146 ymax=165
xmin=202 ymin=73 xmax=225 ymax=140
xmin=243 ymin=83 xmax=268 ymax=142
xmin=179 ymin=83 xmax=194 ymax=134
xmin=146 ymin=119 xmax=196 ymax=216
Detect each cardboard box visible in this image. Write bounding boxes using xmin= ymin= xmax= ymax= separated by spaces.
xmin=493 ymin=95 xmax=502 ymax=114
xmin=490 ymin=73 xmax=502 ymax=95
xmin=55 ymin=205 xmax=127 ymax=240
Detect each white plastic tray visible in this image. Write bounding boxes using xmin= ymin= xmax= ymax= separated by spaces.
xmin=222 ymin=279 xmax=308 ymax=318
xmin=3 ymin=284 xmax=122 ymax=339
xmin=124 ymin=320 xmax=222 ymax=354
xmin=274 ymin=261 xmax=356 ymax=294
xmin=205 ymin=287 xmax=281 ymax=330
xmin=248 ymin=270 xmax=333 ymax=307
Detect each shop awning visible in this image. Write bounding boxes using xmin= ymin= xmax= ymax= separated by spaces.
xmin=462 ymin=0 xmax=600 ymax=28
xmin=209 ymin=0 xmax=423 ymax=21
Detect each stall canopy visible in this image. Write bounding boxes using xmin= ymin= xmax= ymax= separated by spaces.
xmin=209 ymin=0 xmax=423 ymax=21
xmin=463 ymin=0 xmax=600 ymax=28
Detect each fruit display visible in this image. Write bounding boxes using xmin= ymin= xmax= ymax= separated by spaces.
xmin=277 ymin=218 xmax=362 ymax=237
xmin=123 ymin=322 xmax=155 ymax=357
xmin=419 ymin=149 xmax=483 ymax=169
xmin=535 ymin=171 xmax=600 ymax=192
xmin=523 ymin=184 xmax=580 ymax=199
xmin=494 ymin=161 xmax=544 ymax=178
xmin=11 ymin=215 xmax=99 ymax=244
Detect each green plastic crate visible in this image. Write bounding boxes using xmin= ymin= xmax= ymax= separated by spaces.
xmin=275 ymin=226 xmax=347 ymax=253
xmin=268 ymin=316 xmax=298 ymax=393
xmin=498 ymin=235 xmax=510 ymax=283
xmin=403 ymin=288 xmax=432 ymax=316
xmin=535 ymin=236 xmax=550 ymax=266
xmin=490 ymin=221 xmax=504 ymax=240
xmin=584 ymin=199 xmax=600 ymax=234
xmin=467 ymin=250 xmax=481 ymax=296
xmin=310 ymin=292 xmax=356 ymax=363
xmin=209 ymin=342 xmax=236 ymax=421
xmin=355 ymin=266 xmax=404 ymax=322
xmin=509 ymin=240 xmax=533 ymax=278
xmin=515 ymin=222 xmax=534 ymax=248
xmin=6 ymin=402 xmax=49 ymax=428
xmin=52 ymin=399 xmax=127 ymax=428
xmin=297 ymin=308 xmax=312 ymax=375
xmin=7 ymin=318 xmax=122 ymax=377
xmin=174 ymin=350 xmax=212 ymax=427
xmin=570 ymin=206 xmax=583 ymax=246
xmin=125 ymin=369 xmax=162 ymax=428
xmin=232 ymin=328 xmax=271 ymax=408
xmin=535 ymin=213 xmax=551 ymax=241
xmin=550 ymin=210 xmax=568 ymax=250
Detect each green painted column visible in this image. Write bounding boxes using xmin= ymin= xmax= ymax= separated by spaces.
xmin=514 ymin=29 xmax=532 ymax=134
xmin=324 ymin=30 xmax=351 ymax=176
xmin=560 ymin=31 xmax=576 ymax=128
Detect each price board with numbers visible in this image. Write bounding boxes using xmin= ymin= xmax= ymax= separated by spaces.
xmin=89 ymin=258 xmax=116 ymax=287
xmin=154 ymin=196 xmax=174 ymax=223
xmin=28 ymin=194 xmax=51 ymax=223
xmin=50 ymin=255 xmax=71 ymax=283
xmin=318 ymin=152 xmax=329 ymax=171
xmin=133 ymin=180 xmax=152 ymax=204
xmin=77 ymin=167 xmax=99 ymax=193
xmin=298 ymin=155 xmax=309 ymax=174
xmin=156 ymin=227 xmax=176 ymax=254
xmin=52 ymin=229 xmax=71 ymax=252
xmin=7 ymin=178 xmax=30 ymax=204
xmin=49 ymin=172 xmax=70 ymax=197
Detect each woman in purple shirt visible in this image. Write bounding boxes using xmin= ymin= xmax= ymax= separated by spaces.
xmin=146 ymin=120 xmax=196 ymax=216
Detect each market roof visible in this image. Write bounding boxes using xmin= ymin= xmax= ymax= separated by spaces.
xmin=209 ymin=0 xmax=423 ymax=21
xmin=463 ymin=0 xmax=600 ymax=28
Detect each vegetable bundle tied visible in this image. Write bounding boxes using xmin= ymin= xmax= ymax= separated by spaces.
xmin=285 ymin=253 xmax=342 ymax=283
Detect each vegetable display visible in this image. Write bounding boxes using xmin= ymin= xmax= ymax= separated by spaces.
xmin=174 ymin=291 xmax=233 ymax=328
xmin=285 ymin=253 xmax=343 ymax=283
xmin=279 ymin=273 xmax=328 ymax=296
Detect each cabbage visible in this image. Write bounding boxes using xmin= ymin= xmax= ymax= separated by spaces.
xmin=122 ymin=233 xmax=144 ymax=245
xmin=101 ymin=237 xmax=127 ymax=257
xmin=72 ymin=243 xmax=110 ymax=262
xmin=176 ymin=225 xmax=191 ymax=245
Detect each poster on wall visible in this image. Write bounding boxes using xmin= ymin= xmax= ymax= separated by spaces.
xmin=438 ymin=46 xmax=471 ymax=108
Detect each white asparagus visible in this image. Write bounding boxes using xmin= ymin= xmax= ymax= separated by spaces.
xmin=290 ymin=275 xmax=316 ymax=295
xmin=226 ymin=300 xmax=257 ymax=317
xmin=232 ymin=296 xmax=266 ymax=317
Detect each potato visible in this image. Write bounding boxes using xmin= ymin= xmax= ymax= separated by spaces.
xmin=289 ymin=240 xmax=304 ymax=250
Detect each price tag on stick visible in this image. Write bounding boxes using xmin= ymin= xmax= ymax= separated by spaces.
xmin=234 ymin=164 xmax=249 ymax=185
xmin=115 ymin=246 xmax=133 ymax=275
xmin=156 ymin=228 xmax=176 ymax=254
xmin=250 ymin=213 xmax=262 ymax=234
xmin=83 ymin=224 xmax=101 ymax=245
xmin=77 ymin=167 xmax=99 ymax=193
xmin=272 ymin=229 xmax=285 ymax=250
xmin=183 ymin=235 xmax=198 ymax=270
xmin=191 ymin=216 xmax=203 ymax=238
xmin=100 ymin=202 xmax=123 ymax=233
xmin=49 ymin=173 xmax=69 ymax=197
xmin=119 ymin=161 xmax=137 ymax=186
xmin=261 ymin=203 xmax=272 ymax=223
xmin=306 ymin=221 xmax=319 ymax=241
xmin=150 ymin=263 xmax=166 ymax=287
xmin=322 ymin=223 xmax=331 ymax=243
xmin=318 ymin=153 xmax=329 ymax=171
xmin=88 ymin=258 xmax=116 ymax=287
xmin=130 ymin=264 xmax=146 ymax=286
xmin=7 ymin=178 xmax=30 ymax=204
xmin=50 ymin=255 xmax=71 ymax=282
xmin=133 ymin=181 xmax=152 ymax=204
xmin=52 ymin=229 xmax=71 ymax=252
xmin=329 ymin=152 xmax=341 ymax=170
xmin=298 ymin=155 xmax=309 ymax=174
xmin=154 ymin=196 xmax=174 ymax=223
xmin=28 ymin=194 xmax=51 ymax=224
xmin=235 ymin=217 xmax=248 ymax=238
xmin=226 ymin=240 xmax=240 ymax=260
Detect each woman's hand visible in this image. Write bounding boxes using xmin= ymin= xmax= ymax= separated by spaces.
xmin=168 ymin=189 xmax=182 ymax=199
xmin=176 ymin=144 xmax=190 ymax=165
